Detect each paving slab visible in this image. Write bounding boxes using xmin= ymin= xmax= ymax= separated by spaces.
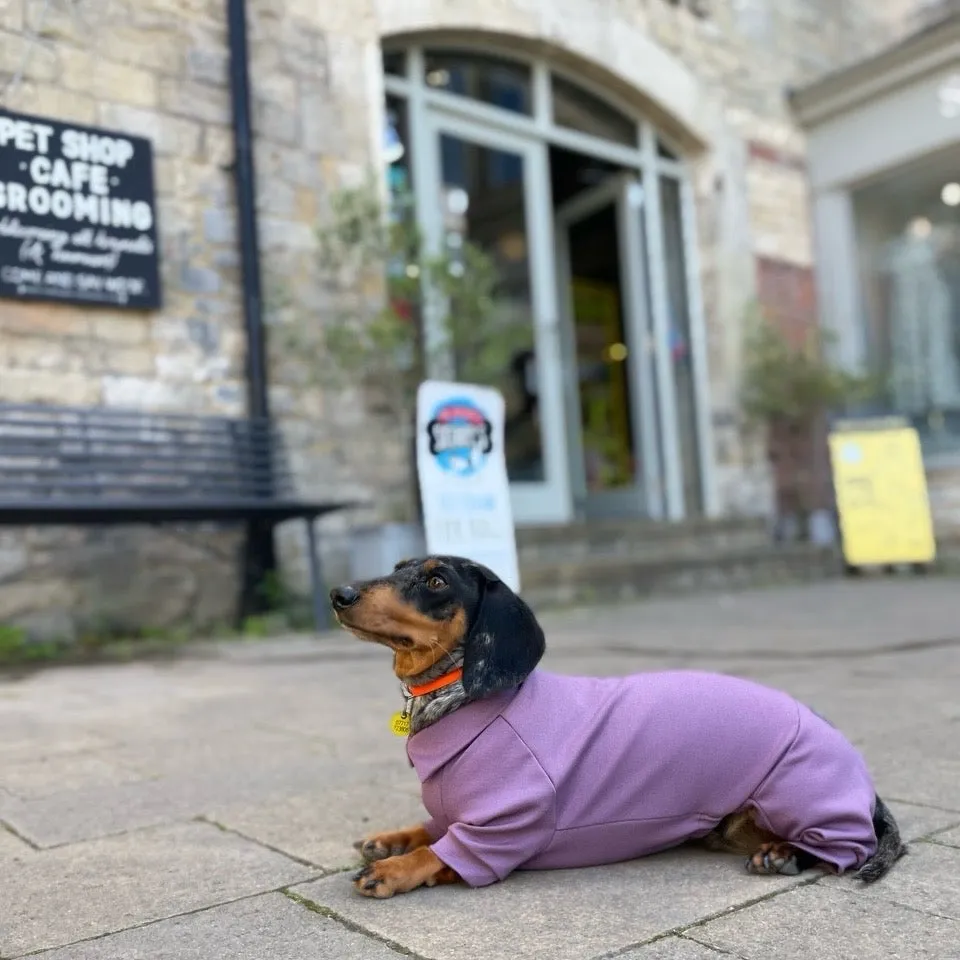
xmin=0 ymin=821 xmax=317 ymax=957
xmin=0 ymin=823 xmax=35 ymax=861
xmin=0 ymin=663 xmax=194 ymax=737
xmin=28 ymin=892 xmax=404 ymax=960
xmin=538 ymin=580 xmax=960 ymax=656
xmin=110 ymin=725 xmax=337 ymax=780
xmin=0 ymin=743 xmax=347 ymax=848
xmin=293 ymin=847 xmax=807 ymax=960
xmin=824 ymin=840 xmax=960 ymax=922
xmin=884 ymin=801 xmax=960 ymax=844
xmin=246 ymin=665 xmax=418 ymax=765
xmin=617 ymin=938 xmax=729 ymax=959
xmin=0 ymin=749 xmax=147 ymax=800
xmin=855 ymin=721 xmax=960 ymax=813
xmin=211 ymin=772 xmax=427 ymax=870
xmin=10 ymin=661 xmax=326 ymax=755
xmin=691 ymin=883 xmax=958 ymax=959
xmin=934 ymin=827 xmax=960 ymax=849
xmin=1 ymin=578 xmax=958 ymax=959
xmin=0 ymin=727 xmax=114 ymax=766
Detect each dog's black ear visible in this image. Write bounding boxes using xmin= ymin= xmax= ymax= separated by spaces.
xmin=461 ymin=563 xmax=545 ymax=699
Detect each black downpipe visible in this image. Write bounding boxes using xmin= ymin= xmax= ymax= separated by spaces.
xmin=227 ymin=0 xmax=276 ymax=621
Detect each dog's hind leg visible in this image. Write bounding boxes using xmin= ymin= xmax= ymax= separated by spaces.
xmin=744 ymin=841 xmax=819 ymax=876
xmin=700 ymin=809 xmax=777 ymax=855
xmin=701 ymin=810 xmax=820 ymax=877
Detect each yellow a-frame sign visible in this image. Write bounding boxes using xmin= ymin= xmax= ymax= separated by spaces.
xmin=828 ymin=417 xmax=936 ymax=569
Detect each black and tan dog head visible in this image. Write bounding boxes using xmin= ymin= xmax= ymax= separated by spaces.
xmin=329 ymin=556 xmax=545 ymax=697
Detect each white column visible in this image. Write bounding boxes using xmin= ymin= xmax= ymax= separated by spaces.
xmin=680 ymin=177 xmax=719 ymax=517
xmin=812 ymin=189 xmax=866 ymax=372
xmin=641 ymin=123 xmax=684 ymax=520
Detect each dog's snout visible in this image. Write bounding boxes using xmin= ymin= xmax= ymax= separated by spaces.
xmin=330 ymin=584 xmax=361 ymax=610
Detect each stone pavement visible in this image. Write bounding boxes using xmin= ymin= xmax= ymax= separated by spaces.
xmin=2 ymin=578 xmax=960 ymax=959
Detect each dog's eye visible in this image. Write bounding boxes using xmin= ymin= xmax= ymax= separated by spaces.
xmin=426 ymin=575 xmax=447 ymax=591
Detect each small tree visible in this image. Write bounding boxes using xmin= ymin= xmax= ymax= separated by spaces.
xmin=740 ymin=306 xmax=876 ymax=533
xmin=282 ymin=174 xmax=531 ymax=522
xmin=740 ymin=307 xmax=873 ymax=431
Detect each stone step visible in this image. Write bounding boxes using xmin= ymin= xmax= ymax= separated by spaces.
xmin=515 ymin=516 xmax=770 ymax=564
xmin=519 ymin=542 xmax=842 ymax=612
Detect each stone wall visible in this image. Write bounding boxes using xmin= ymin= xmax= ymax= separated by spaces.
xmin=0 ymin=0 xmax=391 ymax=638
xmin=0 ymin=525 xmax=244 ymax=641
xmin=0 ymin=0 xmax=935 ymax=638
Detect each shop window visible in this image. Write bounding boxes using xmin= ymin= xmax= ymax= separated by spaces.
xmin=658 ymin=138 xmax=679 ymax=161
xmin=384 ymin=95 xmax=411 ymax=198
xmin=853 ymin=150 xmax=960 ymax=455
xmin=422 ymin=49 xmax=532 ymax=115
xmin=551 ymin=73 xmax=638 ymax=147
xmin=383 ymin=50 xmax=406 ymax=77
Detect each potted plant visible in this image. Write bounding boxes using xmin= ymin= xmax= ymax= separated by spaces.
xmin=283 ymin=174 xmax=529 ymax=579
xmin=739 ymin=307 xmax=875 ymax=543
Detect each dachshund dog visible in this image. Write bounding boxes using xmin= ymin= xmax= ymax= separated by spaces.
xmin=330 ymin=556 xmax=906 ymax=899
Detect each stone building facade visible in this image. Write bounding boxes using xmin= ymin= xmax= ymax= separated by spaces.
xmin=794 ymin=5 xmax=960 ymax=536
xmin=0 ymin=0 xmax=931 ymax=637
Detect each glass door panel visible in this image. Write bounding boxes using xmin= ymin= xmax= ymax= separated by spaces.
xmin=425 ymin=113 xmax=571 ymax=523
xmin=555 ymin=174 xmax=663 ymax=519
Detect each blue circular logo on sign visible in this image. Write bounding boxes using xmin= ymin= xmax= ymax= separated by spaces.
xmin=426 ymin=397 xmax=493 ymax=477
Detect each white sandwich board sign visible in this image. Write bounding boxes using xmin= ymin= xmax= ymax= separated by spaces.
xmin=416 ymin=380 xmax=521 ymax=592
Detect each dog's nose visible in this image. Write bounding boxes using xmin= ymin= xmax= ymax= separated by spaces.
xmin=330 ymin=584 xmax=360 ymax=610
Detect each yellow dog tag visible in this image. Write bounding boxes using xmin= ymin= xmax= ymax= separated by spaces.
xmin=390 ymin=712 xmax=411 ymax=737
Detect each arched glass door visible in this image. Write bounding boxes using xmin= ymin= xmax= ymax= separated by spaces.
xmin=421 ymin=111 xmax=572 ymax=522
xmin=382 ymin=44 xmax=716 ymax=524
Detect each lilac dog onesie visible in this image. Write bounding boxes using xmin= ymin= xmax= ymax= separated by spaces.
xmin=406 ymin=669 xmax=877 ymax=887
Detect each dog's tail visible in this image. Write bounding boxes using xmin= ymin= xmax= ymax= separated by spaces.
xmin=855 ymin=794 xmax=907 ymax=883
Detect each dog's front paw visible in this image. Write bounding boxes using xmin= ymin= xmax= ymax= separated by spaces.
xmin=353 ymin=836 xmax=405 ymax=862
xmin=353 ymin=825 xmax=431 ymax=863
xmin=353 ymin=859 xmax=404 ymax=898
xmin=745 ymin=841 xmax=801 ymax=876
xmin=351 ymin=847 xmax=460 ymax=899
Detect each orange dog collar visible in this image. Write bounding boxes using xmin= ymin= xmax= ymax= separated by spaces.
xmin=406 ymin=667 xmax=464 ymax=698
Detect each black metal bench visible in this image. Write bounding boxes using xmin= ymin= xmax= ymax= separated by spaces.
xmin=0 ymin=403 xmax=357 ymax=630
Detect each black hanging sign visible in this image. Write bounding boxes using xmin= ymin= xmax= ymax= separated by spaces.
xmin=0 ymin=107 xmax=161 ymax=309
